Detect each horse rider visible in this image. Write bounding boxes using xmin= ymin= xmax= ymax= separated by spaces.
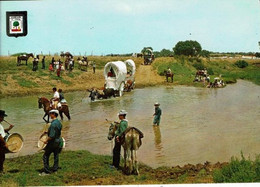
xmin=167 ymin=67 xmax=172 ymax=74
xmin=0 ymin=110 xmax=14 ymax=173
xmin=50 ymin=87 xmax=60 ymax=109
xmin=40 ymin=109 xmax=63 ymax=175
xmin=153 ymin=102 xmax=162 ymax=125
xmin=112 ymin=110 xmax=128 ymax=169
xmin=58 ymin=89 xmax=66 ymax=104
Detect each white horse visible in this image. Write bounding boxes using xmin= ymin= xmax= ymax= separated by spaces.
xmin=107 ymin=123 xmax=143 ymax=175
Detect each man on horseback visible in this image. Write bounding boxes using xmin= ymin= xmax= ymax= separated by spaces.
xmin=50 ymin=87 xmax=60 ymax=109
xmin=58 ymin=89 xmax=66 ymax=104
xmin=112 ymin=110 xmax=128 ymax=169
xmin=167 ymin=67 xmax=172 ymax=74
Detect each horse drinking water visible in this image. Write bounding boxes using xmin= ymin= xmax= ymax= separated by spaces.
xmin=107 ymin=122 xmax=143 ymax=175
xmin=38 ymin=97 xmax=71 ymax=123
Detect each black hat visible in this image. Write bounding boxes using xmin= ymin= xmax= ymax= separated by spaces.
xmin=0 ymin=110 xmax=7 ymax=117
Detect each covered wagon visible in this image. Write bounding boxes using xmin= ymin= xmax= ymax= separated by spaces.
xmin=103 ymin=60 xmax=136 ymax=97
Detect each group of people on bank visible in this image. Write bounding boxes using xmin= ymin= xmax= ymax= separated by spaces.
xmin=0 ymin=99 xmax=162 ymax=175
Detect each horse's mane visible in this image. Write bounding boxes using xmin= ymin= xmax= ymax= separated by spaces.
xmin=41 ymin=97 xmax=49 ymax=102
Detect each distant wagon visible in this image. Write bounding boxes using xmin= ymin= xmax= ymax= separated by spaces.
xmin=104 ymin=59 xmax=136 ymax=97
xmin=143 ymin=49 xmax=155 ymax=65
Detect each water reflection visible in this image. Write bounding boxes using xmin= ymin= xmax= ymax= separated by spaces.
xmin=153 ymin=125 xmax=164 ymax=157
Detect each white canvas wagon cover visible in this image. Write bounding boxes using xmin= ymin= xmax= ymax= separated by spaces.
xmin=124 ymin=59 xmax=136 ymax=76
xmin=104 ymin=61 xmax=127 ymax=90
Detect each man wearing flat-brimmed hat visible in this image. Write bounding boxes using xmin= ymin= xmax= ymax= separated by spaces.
xmin=0 ymin=110 xmax=14 ymax=173
xmin=112 ymin=110 xmax=128 ymax=169
xmin=40 ymin=109 xmax=62 ymax=175
xmin=153 ymin=103 xmax=162 ymax=126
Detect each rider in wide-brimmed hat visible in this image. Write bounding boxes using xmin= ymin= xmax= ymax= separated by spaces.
xmin=153 ymin=102 xmax=162 ymax=125
xmin=0 ymin=110 xmax=14 ymax=173
xmin=112 ymin=110 xmax=128 ymax=169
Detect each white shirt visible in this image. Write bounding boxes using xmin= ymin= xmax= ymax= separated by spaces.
xmin=0 ymin=123 xmax=6 ymax=138
xmin=53 ymin=91 xmax=60 ymax=99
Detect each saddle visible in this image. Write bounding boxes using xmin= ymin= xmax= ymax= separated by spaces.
xmin=120 ymin=127 xmax=144 ymax=145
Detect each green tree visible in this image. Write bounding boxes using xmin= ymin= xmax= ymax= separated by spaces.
xmin=13 ymin=21 xmax=19 ymax=28
xmin=160 ymin=49 xmax=174 ymax=57
xmin=199 ymin=50 xmax=211 ymax=58
xmin=173 ymin=40 xmax=202 ymax=56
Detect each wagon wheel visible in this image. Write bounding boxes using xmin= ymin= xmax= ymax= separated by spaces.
xmin=119 ymin=82 xmax=125 ymax=97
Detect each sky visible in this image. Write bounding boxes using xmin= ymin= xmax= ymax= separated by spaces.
xmin=0 ymin=0 xmax=260 ymax=56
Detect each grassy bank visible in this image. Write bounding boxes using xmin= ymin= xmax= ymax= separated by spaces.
xmin=1 ymin=150 xmax=259 ymax=186
xmin=0 ymin=56 xmax=143 ymax=97
xmin=152 ymin=56 xmax=260 ymax=86
xmin=1 ymin=55 xmax=259 ymax=97
xmin=0 ymin=150 xmax=219 ymax=186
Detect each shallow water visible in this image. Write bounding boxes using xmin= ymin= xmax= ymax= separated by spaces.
xmin=1 ymin=80 xmax=260 ymax=168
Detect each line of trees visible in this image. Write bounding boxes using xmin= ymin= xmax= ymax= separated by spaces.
xmin=140 ymin=40 xmax=259 ymax=58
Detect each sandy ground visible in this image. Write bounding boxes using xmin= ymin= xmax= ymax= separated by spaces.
xmin=135 ymin=65 xmax=165 ymax=88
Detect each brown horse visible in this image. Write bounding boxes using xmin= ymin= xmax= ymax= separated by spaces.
xmin=164 ymin=70 xmax=174 ymax=82
xmin=107 ymin=123 xmax=143 ymax=175
xmin=38 ymin=97 xmax=71 ymax=123
xmin=17 ymin=53 xmax=34 ymax=66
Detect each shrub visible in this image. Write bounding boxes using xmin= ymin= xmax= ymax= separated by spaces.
xmin=235 ymin=60 xmax=248 ymax=68
xmin=207 ymin=67 xmax=214 ymax=75
xmin=213 ymin=153 xmax=260 ymax=183
xmin=192 ymin=62 xmax=205 ymax=70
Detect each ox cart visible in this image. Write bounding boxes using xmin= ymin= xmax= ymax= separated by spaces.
xmin=143 ymin=49 xmax=154 ymax=65
xmin=88 ymin=59 xmax=136 ymax=101
xmin=104 ymin=59 xmax=136 ymax=97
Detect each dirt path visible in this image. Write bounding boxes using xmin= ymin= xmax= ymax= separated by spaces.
xmin=135 ymin=65 xmax=165 ymax=87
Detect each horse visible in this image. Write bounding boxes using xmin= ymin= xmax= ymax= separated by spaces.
xmin=38 ymin=97 xmax=71 ymax=123
xmin=64 ymin=52 xmax=73 ymax=58
xmin=164 ymin=70 xmax=174 ymax=82
xmin=17 ymin=53 xmax=34 ymax=66
xmin=107 ymin=123 xmax=143 ymax=175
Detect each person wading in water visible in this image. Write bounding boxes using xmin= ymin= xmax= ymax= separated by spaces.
xmin=153 ymin=102 xmax=162 ymax=125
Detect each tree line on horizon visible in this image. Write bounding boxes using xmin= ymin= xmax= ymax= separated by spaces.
xmin=9 ymin=40 xmax=260 ymax=58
